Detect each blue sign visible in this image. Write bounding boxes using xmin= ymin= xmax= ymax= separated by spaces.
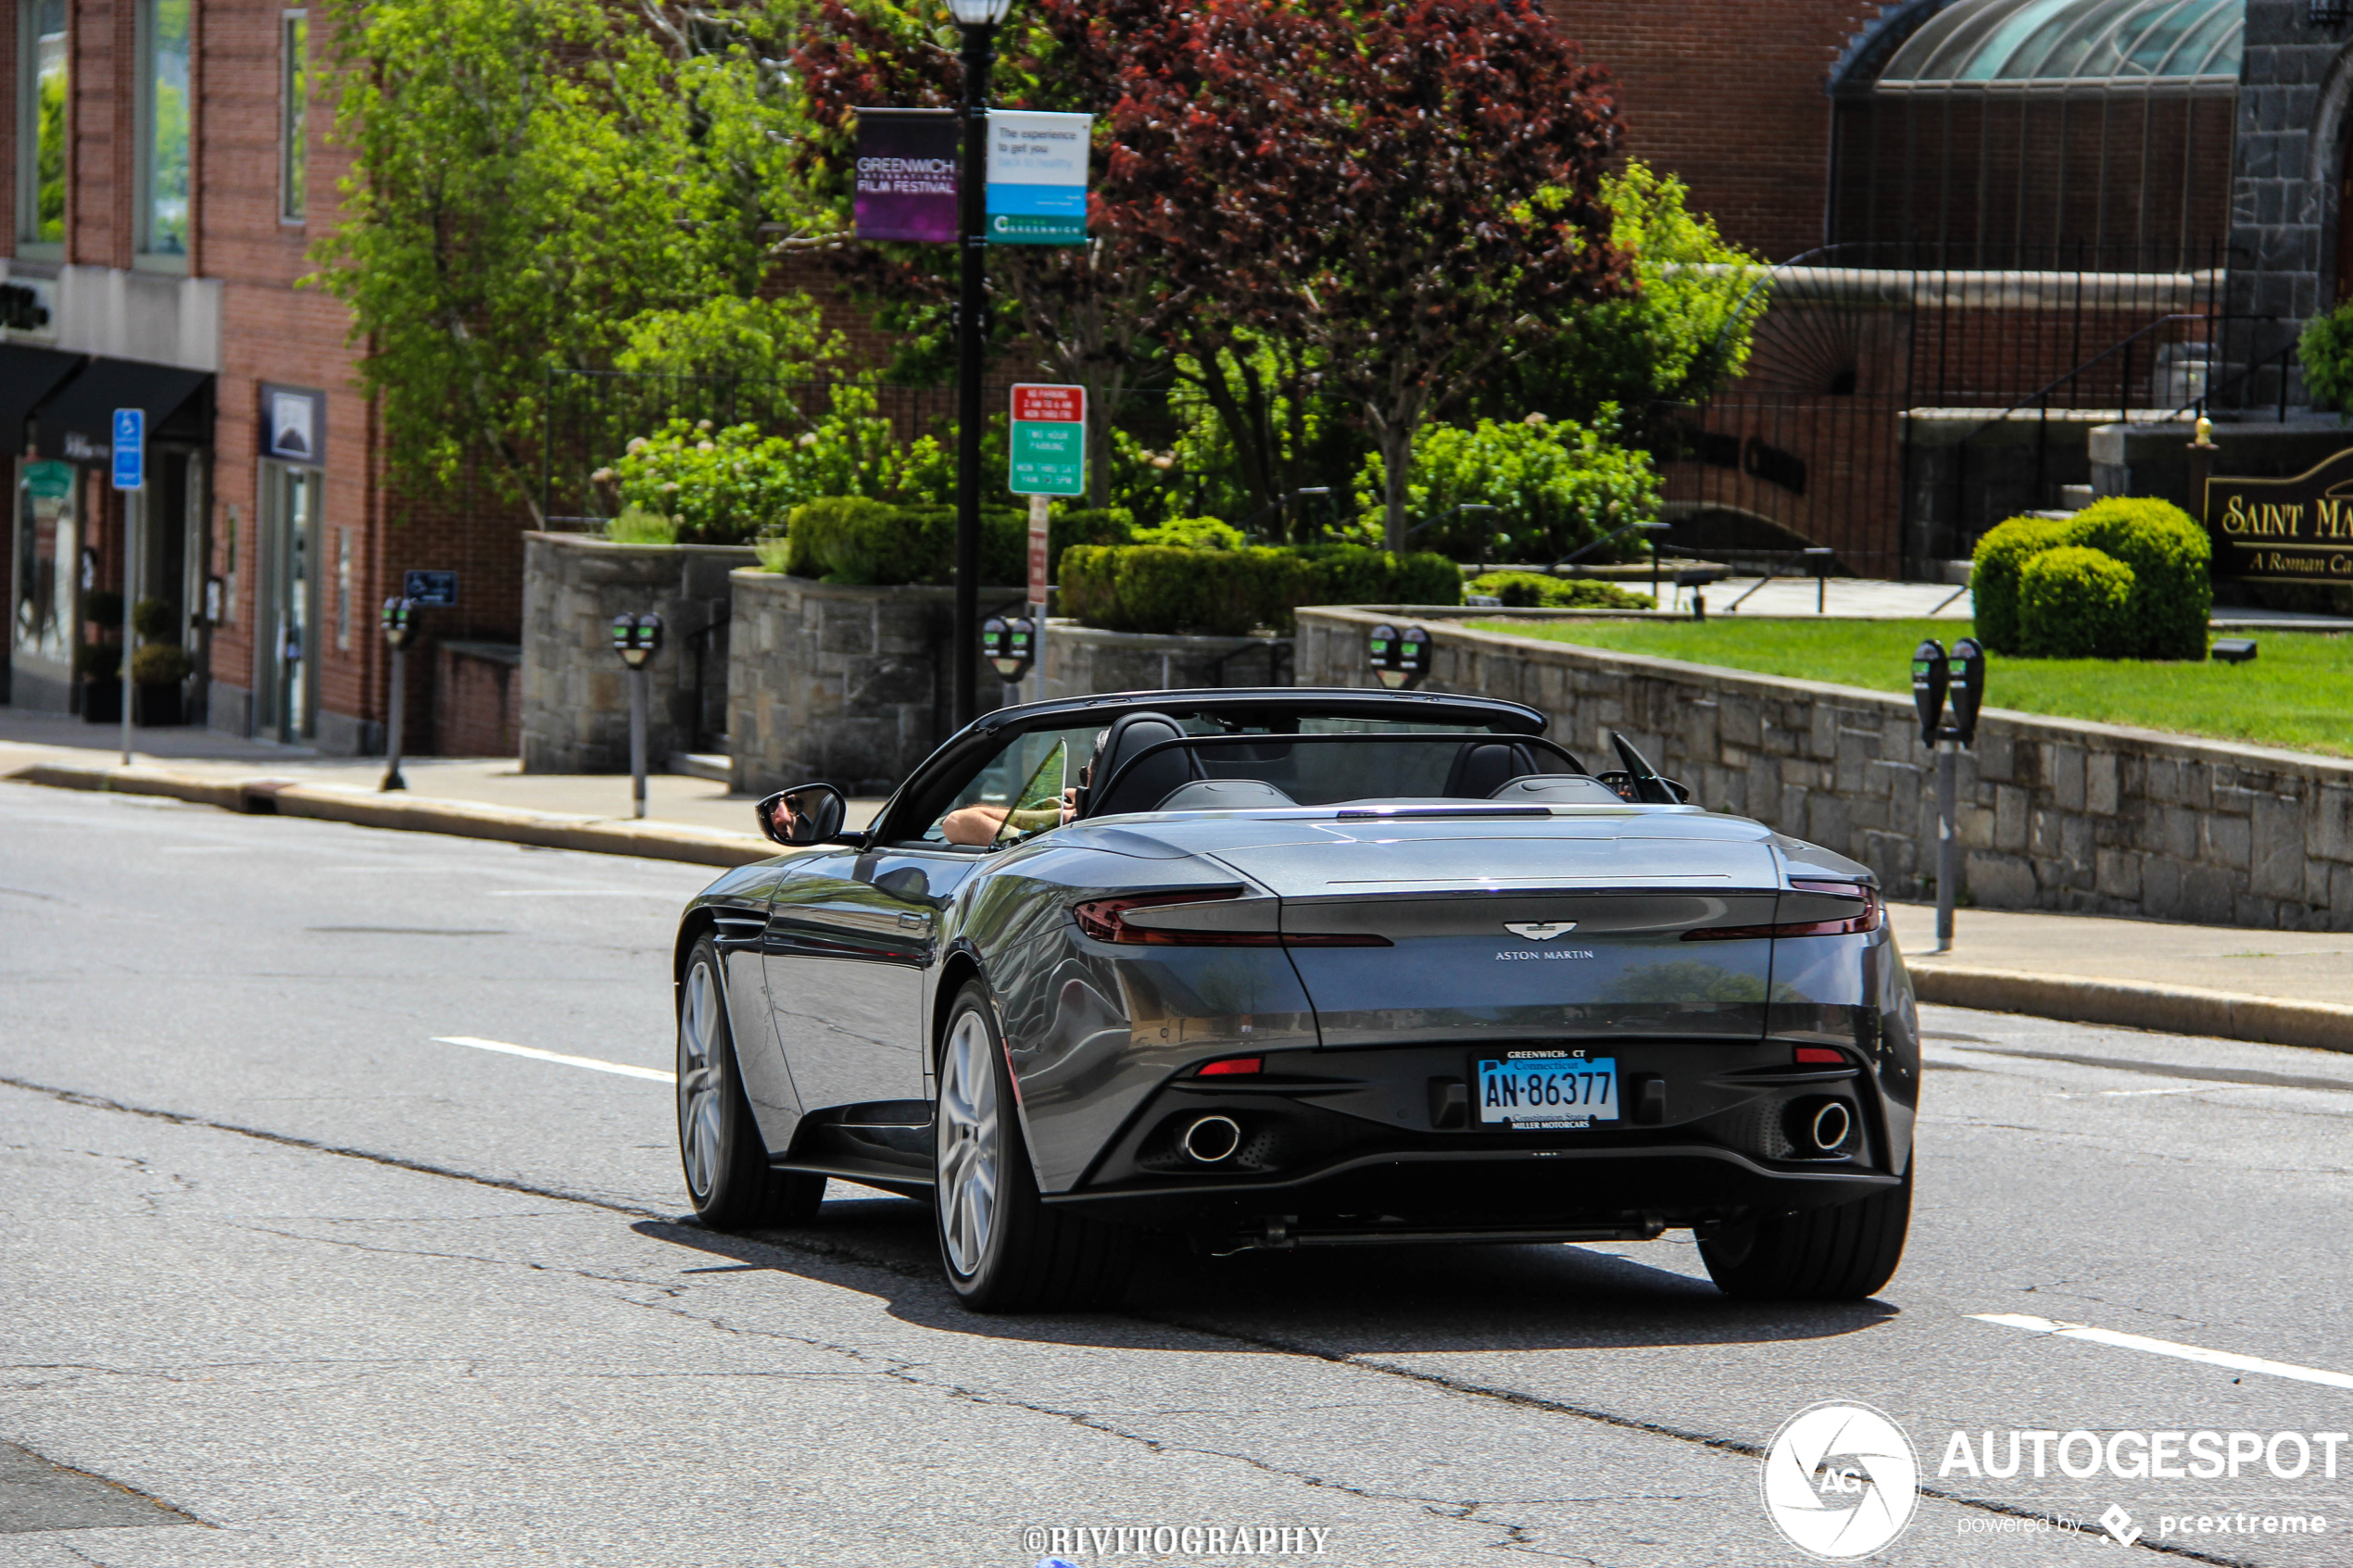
xmin=403 ymin=570 xmax=459 ymax=608
xmin=110 ymin=408 xmax=145 ymax=492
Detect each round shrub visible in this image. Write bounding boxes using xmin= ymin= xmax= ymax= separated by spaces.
xmin=1467 ymin=571 xmax=1650 ymax=609
xmin=131 ymin=643 xmax=193 ymax=685
xmin=1969 ymin=515 xmax=2072 ymax=653
xmin=2061 ymin=495 xmax=2211 ymax=660
xmin=2018 ymin=546 xmax=2136 ymax=659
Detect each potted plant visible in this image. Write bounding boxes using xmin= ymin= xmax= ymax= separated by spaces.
xmin=132 ymin=641 xmax=193 ymax=726
xmin=76 ymin=640 xmax=122 ymax=723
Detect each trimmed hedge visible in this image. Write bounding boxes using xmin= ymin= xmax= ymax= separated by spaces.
xmin=2062 ymin=497 xmax=2212 ymax=660
xmin=1467 ymin=571 xmax=1651 ymax=609
xmin=2018 ymin=546 xmax=2136 ymax=658
xmin=1061 ymin=545 xmax=1461 ymax=636
xmin=1969 ymin=516 xmax=2072 ymax=653
xmin=1973 ymin=496 xmax=2211 ymax=659
xmin=774 ymin=497 xmax=1130 ymax=586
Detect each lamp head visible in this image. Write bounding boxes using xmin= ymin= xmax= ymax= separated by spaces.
xmin=946 ymin=0 xmax=1012 ymax=25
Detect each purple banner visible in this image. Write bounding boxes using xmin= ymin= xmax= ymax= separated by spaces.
xmin=855 ymin=108 xmax=959 ymax=244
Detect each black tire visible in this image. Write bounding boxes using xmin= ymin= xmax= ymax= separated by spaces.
xmin=1698 ymin=1168 xmax=1912 ymax=1300
xmin=677 ymin=936 xmax=825 ymax=1230
xmin=934 ymin=980 xmax=1134 ymax=1312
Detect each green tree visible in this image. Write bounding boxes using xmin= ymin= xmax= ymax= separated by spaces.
xmin=312 ymin=0 xmax=831 ymax=520
xmin=1349 ymin=407 xmax=1661 ymax=562
xmin=1490 ymin=162 xmax=1767 ymax=432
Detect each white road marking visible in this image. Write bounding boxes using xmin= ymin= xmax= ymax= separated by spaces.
xmin=430 ymin=1035 xmax=675 ymax=1084
xmin=1970 ymin=1313 xmax=2353 ymax=1391
xmin=482 ymin=889 xmax=685 ymax=897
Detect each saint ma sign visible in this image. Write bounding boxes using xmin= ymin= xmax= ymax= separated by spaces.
xmin=2204 ymin=449 xmax=2353 ymax=583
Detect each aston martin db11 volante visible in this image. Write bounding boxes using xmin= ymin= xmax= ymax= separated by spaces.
xmin=673 ymin=687 xmax=1917 ymax=1311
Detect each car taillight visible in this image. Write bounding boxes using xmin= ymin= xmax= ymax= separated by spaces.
xmin=1071 ymin=893 xmax=1390 ymax=947
xmin=1197 ymin=1056 xmax=1263 ymax=1076
xmin=1794 ymin=1047 xmax=1846 ymax=1065
xmin=1682 ymin=882 xmax=1884 ymax=941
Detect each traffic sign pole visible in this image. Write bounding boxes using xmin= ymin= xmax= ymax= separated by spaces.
xmin=112 ymin=408 xmax=146 ymax=766
xmin=1026 ymin=493 xmax=1050 ymax=704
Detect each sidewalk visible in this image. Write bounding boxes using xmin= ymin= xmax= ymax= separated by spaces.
xmin=4 ymin=720 xmax=2347 ymax=1053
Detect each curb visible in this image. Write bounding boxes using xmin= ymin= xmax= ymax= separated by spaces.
xmin=1908 ymin=963 xmax=2353 ymax=1056
xmin=6 ymin=759 xmax=771 ymax=870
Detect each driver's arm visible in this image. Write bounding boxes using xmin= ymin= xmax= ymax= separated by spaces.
xmin=938 ymin=805 xmax=1010 ymax=846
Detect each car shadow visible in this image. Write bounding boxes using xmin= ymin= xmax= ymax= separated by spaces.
xmin=630 ymin=1191 xmax=1898 ymax=1356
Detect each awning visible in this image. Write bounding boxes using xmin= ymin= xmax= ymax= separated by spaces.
xmin=30 ymin=356 xmax=212 ymax=462
xmin=0 ymin=344 xmax=86 ymax=453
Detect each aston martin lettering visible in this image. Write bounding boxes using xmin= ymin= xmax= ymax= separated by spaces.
xmin=1504 ymin=921 xmax=1579 ymax=940
xmin=1496 ymin=947 xmax=1598 ymax=960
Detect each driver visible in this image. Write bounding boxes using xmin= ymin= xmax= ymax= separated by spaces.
xmin=938 ymin=728 xmax=1104 ymax=846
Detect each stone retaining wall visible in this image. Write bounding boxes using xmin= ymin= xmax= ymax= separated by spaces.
xmin=1038 ymin=623 xmax=1290 ymax=701
xmin=519 ymin=533 xmax=752 ymax=773
xmin=1297 ymin=607 xmax=2353 ymax=932
xmin=729 ymin=571 xmax=1021 ymax=797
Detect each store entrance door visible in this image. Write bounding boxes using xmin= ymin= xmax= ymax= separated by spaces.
xmin=255 ymin=462 xmax=318 ymax=743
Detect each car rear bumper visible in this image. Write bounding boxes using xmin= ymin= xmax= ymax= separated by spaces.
xmin=1041 ymin=1038 xmax=1912 ymax=1244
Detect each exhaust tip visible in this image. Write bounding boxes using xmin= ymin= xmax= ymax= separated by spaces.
xmin=1787 ymin=1098 xmax=1853 ymax=1156
xmin=1181 ymin=1114 xmax=1242 ymax=1164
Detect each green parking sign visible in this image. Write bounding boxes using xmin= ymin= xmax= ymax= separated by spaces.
xmin=1009 ymin=383 xmax=1086 ymax=497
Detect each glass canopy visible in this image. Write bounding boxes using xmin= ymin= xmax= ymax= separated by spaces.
xmin=1877 ymin=0 xmax=2241 ymax=93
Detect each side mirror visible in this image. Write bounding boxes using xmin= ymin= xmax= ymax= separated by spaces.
xmin=756 ymin=783 xmax=848 ymax=847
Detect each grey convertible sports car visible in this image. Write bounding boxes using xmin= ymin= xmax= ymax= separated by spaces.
xmin=673 ymin=687 xmax=1917 ymax=1311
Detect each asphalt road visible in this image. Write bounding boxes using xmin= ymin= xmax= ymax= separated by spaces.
xmin=4 ymin=784 xmax=2349 ymax=1568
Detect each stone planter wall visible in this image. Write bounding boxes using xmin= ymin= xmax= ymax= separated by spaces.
xmin=1297 ymin=607 xmax=2353 ymax=932
xmin=728 ymin=571 xmax=1022 ymax=797
xmin=1038 ymin=623 xmax=1291 ymax=701
xmin=520 ymin=533 xmax=754 ymax=773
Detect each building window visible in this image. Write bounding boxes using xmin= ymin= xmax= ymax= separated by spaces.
xmin=16 ymin=0 xmax=69 ymax=250
xmin=138 ymin=0 xmax=192 ymax=259
xmin=281 ymin=12 xmax=308 ymax=222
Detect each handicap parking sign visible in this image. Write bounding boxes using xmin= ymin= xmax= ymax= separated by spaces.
xmin=110 ymin=408 xmax=145 ymax=492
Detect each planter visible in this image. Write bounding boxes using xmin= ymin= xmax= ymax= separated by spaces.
xmin=727 ymin=571 xmax=1023 ymax=797
xmin=519 ymin=533 xmax=757 ymax=773
xmin=81 ymin=679 xmax=121 ymax=723
xmin=133 ymin=684 xmax=186 ymax=727
xmin=1039 ymin=622 xmax=1291 ymax=702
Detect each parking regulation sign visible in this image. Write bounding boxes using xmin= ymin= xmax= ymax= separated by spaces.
xmin=111 ymin=408 xmax=145 ymax=492
xmin=1008 ymin=384 xmax=1086 ymax=497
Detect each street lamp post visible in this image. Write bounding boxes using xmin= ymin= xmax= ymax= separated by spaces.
xmin=950 ymin=0 xmax=1013 ymax=731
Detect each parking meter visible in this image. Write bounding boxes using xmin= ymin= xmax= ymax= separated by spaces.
xmin=982 ymin=615 xmax=1036 ymax=683
xmin=1947 ymin=637 xmax=1985 ymax=745
xmin=610 ymin=612 xmax=663 ymax=818
xmin=1369 ymin=624 xmax=1431 ymax=690
xmin=1910 ymin=638 xmax=1948 ymax=747
xmin=380 ymin=597 xmax=417 ymax=792
xmin=610 ymin=611 xmax=663 ymax=669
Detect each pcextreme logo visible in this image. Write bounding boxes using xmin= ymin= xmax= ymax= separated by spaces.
xmin=1761 ymin=1401 xmax=1921 ymax=1560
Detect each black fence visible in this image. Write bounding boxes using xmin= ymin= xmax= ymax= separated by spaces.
xmin=1657 ymin=239 xmax=2304 ymax=576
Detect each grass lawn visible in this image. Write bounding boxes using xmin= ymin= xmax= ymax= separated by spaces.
xmin=1465 ymin=616 xmax=2353 ymax=759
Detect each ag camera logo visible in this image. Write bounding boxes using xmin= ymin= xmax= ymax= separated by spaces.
xmin=1762 ymin=1401 xmax=1920 ymax=1559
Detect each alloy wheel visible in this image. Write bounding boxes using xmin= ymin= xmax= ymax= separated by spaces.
xmin=937 ymin=1009 xmax=1000 ymax=1276
xmin=676 ymin=960 xmax=725 ymax=1200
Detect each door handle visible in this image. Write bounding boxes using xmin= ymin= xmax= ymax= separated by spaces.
xmin=897 ymin=910 xmax=926 ymax=928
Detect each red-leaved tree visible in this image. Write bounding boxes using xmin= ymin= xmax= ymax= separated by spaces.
xmin=1105 ymin=0 xmax=1628 ymax=547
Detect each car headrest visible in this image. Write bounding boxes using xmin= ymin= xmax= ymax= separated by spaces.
xmin=1487 ymin=774 xmax=1624 ymax=805
xmin=1152 ymin=778 xmax=1298 ymax=812
xmin=1086 ymin=712 xmax=1198 ymax=817
xmin=1441 ymin=740 xmax=1541 ymax=799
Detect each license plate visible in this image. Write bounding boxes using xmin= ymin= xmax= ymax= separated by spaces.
xmin=1477 ymin=1052 xmax=1618 ymax=1129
